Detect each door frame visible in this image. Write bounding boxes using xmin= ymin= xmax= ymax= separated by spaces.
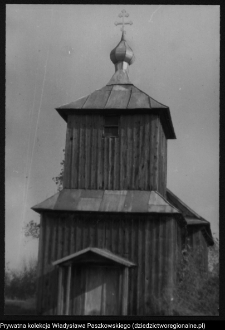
xmin=53 ymin=248 xmax=136 ymax=315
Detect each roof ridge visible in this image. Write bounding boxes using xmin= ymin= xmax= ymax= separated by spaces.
xmin=131 ymin=86 xmax=169 ymax=108
xmin=153 ymin=190 xmax=180 ymax=212
xmin=166 ymin=188 xmax=207 ymax=221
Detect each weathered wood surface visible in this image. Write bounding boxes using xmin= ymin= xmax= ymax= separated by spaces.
xmin=56 ymin=85 xmax=176 ymax=139
xmin=36 ymin=213 xmax=179 ymax=316
xmin=62 ymin=114 xmax=168 ymax=196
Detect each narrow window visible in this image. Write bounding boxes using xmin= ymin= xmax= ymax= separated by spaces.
xmin=103 ymin=116 xmax=119 ymax=138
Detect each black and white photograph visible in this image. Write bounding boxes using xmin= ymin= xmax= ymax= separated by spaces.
xmin=5 ymin=5 xmax=219 ymax=316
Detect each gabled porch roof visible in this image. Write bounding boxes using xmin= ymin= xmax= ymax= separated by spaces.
xmin=52 ymin=247 xmax=136 ymax=268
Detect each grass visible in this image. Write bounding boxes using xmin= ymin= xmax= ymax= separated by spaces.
xmin=5 ymin=298 xmax=36 ymax=315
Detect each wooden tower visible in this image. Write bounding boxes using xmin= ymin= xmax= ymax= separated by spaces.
xmin=32 ymin=10 xmax=213 ymax=316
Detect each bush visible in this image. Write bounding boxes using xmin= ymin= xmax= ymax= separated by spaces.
xmin=173 ymin=243 xmax=219 ymax=316
xmin=5 ymin=259 xmax=38 ymax=300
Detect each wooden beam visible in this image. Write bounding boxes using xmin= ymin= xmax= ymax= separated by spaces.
xmin=122 ymin=268 xmax=129 ymax=315
xmin=57 ymin=267 xmax=63 ymax=315
xmin=65 ymin=265 xmax=72 ymax=315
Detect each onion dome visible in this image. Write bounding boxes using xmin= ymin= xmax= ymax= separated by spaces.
xmin=110 ymin=31 xmax=135 ymax=69
xmin=107 ymin=31 xmax=135 ymax=85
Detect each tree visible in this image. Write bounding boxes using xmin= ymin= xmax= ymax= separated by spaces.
xmin=5 ymin=259 xmax=37 ymax=300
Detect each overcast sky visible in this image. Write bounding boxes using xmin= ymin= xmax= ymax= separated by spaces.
xmin=6 ymin=5 xmax=219 ymax=270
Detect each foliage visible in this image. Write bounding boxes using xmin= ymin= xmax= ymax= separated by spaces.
xmin=172 ymin=239 xmax=219 ymax=316
xmin=24 ymin=220 xmax=40 ymax=239
xmin=52 ymin=154 xmax=65 ymax=192
xmin=208 ymin=235 xmax=219 ymax=272
xmin=5 ymin=259 xmax=38 ymax=300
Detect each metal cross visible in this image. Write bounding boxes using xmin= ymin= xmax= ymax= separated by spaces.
xmin=115 ymin=9 xmax=133 ymax=33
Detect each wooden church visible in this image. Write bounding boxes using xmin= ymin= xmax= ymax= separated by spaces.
xmin=32 ymin=10 xmax=214 ymax=316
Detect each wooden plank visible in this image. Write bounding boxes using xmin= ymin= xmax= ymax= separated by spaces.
xmin=111 ymin=217 xmax=118 ymax=254
xmin=123 ymin=117 xmax=128 ymax=189
xmin=118 ymin=218 xmax=124 ymax=257
xmin=88 ymin=218 xmax=93 ymax=248
xmin=97 ymin=116 xmax=103 ymax=189
xmin=105 ymin=217 xmax=111 ymax=250
xmin=82 ymin=217 xmax=89 ymax=249
xmin=126 ymin=116 xmax=132 ymax=189
xmin=149 ymin=116 xmax=155 ymax=190
xmin=164 ymin=138 xmax=167 ymax=196
xmin=122 ymin=268 xmax=129 ymax=315
xmin=129 ymin=218 xmax=135 ymax=314
xmin=162 ymin=127 xmax=167 ymax=197
xmin=72 ymin=267 xmax=84 ymax=315
xmin=71 ymin=116 xmax=79 ymax=188
xmin=69 ymin=214 xmax=75 ymax=254
xmin=97 ymin=217 xmax=105 ymax=249
xmin=144 ymin=115 xmax=150 ymax=190
xmin=57 ymin=267 xmax=63 ymax=315
xmin=84 ymin=116 xmax=89 ymax=189
xmin=124 ymin=217 xmax=130 ymax=259
xmin=114 ymin=135 xmax=119 ymax=189
xmin=64 ymin=115 xmax=74 ymax=188
xmin=48 ymin=218 xmax=56 ymax=313
xmin=105 ymin=267 xmax=121 ymax=315
xmin=103 ymin=136 xmax=108 ymax=189
xmin=75 ymin=217 xmax=82 ymax=252
xmin=62 ymin=217 xmax=69 ymax=258
xmin=158 ymin=124 xmax=162 ymax=195
xmin=78 ymin=116 xmax=85 ymax=188
xmin=134 ymin=116 xmax=140 ymax=188
xmin=65 ymin=265 xmax=72 ymax=315
xmin=108 ymin=138 xmax=112 ymax=189
xmin=131 ymin=116 xmax=136 ymax=189
xmin=161 ymin=124 xmax=165 ymax=196
xmin=84 ymin=266 xmax=102 ymax=315
xmin=119 ymin=116 xmax=125 ymax=189
xmin=150 ymin=219 xmax=157 ymax=314
xmin=144 ymin=219 xmax=151 ymax=315
xmin=43 ymin=216 xmax=51 ymax=313
xmin=157 ymin=217 xmax=164 ymax=310
xmin=136 ymin=217 xmax=143 ymax=315
xmin=167 ymin=218 xmax=174 ymax=316
xmin=138 ymin=115 xmax=145 ymax=189
xmin=153 ymin=116 xmax=160 ymax=191
xmin=118 ymin=266 xmax=123 ymax=313
xmin=91 ymin=116 xmax=97 ymax=189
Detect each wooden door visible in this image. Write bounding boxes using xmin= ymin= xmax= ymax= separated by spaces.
xmin=70 ymin=265 xmax=122 ymax=315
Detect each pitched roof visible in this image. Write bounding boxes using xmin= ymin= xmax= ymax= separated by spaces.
xmin=56 ymin=83 xmax=176 ymax=139
xmin=32 ymin=189 xmax=180 ymax=214
xmin=166 ymin=188 xmax=214 ymax=245
xmin=52 ymin=247 xmax=136 ymax=267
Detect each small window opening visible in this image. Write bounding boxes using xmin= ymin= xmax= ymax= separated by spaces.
xmin=104 ymin=116 xmax=119 ymax=138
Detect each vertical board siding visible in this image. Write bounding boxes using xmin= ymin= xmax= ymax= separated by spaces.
xmin=37 ymin=213 xmax=178 ymax=316
xmin=63 ymin=114 xmax=167 ymax=194
xmin=187 ymin=227 xmax=208 ymax=274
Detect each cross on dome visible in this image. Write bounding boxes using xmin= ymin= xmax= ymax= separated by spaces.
xmin=115 ymin=9 xmax=133 ymax=34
